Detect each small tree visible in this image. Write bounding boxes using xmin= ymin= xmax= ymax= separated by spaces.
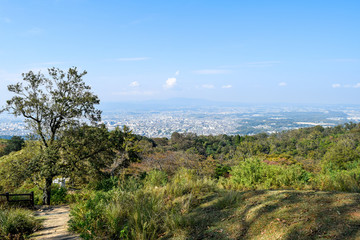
xmin=1 ymin=67 xmax=101 ymax=204
xmin=58 ymin=124 xmax=142 ymax=185
xmin=58 ymin=124 xmax=115 ymax=184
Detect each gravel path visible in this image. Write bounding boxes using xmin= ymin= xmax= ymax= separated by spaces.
xmin=30 ymin=205 xmax=80 ymax=240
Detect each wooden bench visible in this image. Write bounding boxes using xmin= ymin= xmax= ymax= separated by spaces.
xmin=0 ymin=192 xmax=35 ymax=208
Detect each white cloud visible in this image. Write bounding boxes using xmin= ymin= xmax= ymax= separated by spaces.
xmin=164 ymin=78 xmax=176 ymax=89
xmin=222 ymin=85 xmax=232 ymax=89
xmin=193 ymin=69 xmax=230 ymax=75
xmin=332 ymin=83 xmax=360 ymax=89
xmin=202 ymin=84 xmax=215 ymax=89
xmin=175 ymin=70 xmax=180 ymax=76
xmin=116 ymin=57 xmax=149 ymax=61
xmin=278 ymin=82 xmax=287 ymax=87
xmin=129 ymin=81 xmax=140 ymax=87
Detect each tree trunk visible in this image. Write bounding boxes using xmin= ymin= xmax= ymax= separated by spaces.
xmin=43 ymin=176 xmax=53 ymax=205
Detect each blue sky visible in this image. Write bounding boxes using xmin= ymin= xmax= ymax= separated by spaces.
xmin=1 ymin=0 xmax=360 ymax=105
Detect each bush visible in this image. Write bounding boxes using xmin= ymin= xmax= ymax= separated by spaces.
xmin=222 ymin=158 xmax=311 ymax=190
xmin=64 ymin=189 xmax=95 ymax=204
xmin=69 ymin=191 xmax=111 ymax=239
xmin=90 ymin=177 xmax=119 ymax=192
xmin=0 ymin=207 xmax=41 ymax=239
xmin=315 ymin=169 xmax=360 ymax=192
xmin=143 ymin=170 xmax=168 ymax=187
xmin=165 ymin=168 xmax=215 ymax=197
xmin=214 ymin=164 xmax=231 ymax=179
xmin=51 ymin=187 xmax=68 ymax=205
xmin=69 ymin=189 xmax=170 ymax=240
xmin=69 ymin=168 xmax=216 ymax=239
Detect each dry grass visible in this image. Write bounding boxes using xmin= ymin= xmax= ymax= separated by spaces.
xmin=181 ymin=190 xmax=360 ymax=240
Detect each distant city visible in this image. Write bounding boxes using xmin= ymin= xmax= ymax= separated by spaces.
xmin=1 ymin=100 xmax=360 ymax=138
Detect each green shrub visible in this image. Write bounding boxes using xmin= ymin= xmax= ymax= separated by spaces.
xmin=90 ymin=177 xmax=119 ymax=192
xmin=68 ymin=168 xmax=216 ymax=239
xmin=65 ymin=189 xmax=95 ymax=204
xmin=69 ymin=188 xmax=172 ymax=240
xmin=143 ymin=170 xmax=168 ymax=187
xmin=315 ymin=169 xmax=360 ymax=192
xmin=117 ymin=176 xmax=143 ymax=192
xmin=127 ymin=190 xmax=166 ymax=239
xmin=214 ymin=164 xmax=231 ymax=179
xmin=166 ymin=168 xmax=215 ymax=197
xmin=321 ymin=139 xmax=359 ymax=171
xmin=223 ymin=158 xmax=311 ymax=190
xmin=51 ymin=187 xmax=68 ymax=204
xmin=69 ymin=191 xmax=111 ymax=239
xmin=0 ymin=207 xmax=41 ymax=239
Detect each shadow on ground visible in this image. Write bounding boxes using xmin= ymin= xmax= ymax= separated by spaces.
xmin=180 ymin=190 xmax=360 ymax=240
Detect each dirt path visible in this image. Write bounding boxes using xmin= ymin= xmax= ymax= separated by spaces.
xmin=30 ymin=205 xmax=80 ymax=240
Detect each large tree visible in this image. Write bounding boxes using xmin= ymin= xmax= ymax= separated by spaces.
xmin=1 ymin=67 xmax=101 ymax=204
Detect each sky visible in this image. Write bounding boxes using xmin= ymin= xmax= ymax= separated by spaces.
xmin=0 ymin=0 xmax=360 ymax=105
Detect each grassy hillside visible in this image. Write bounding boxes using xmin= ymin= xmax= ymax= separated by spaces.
xmin=183 ymin=190 xmax=360 ymax=240
xmin=67 ymin=169 xmax=360 ymax=240
xmin=1 ymin=124 xmax=360 ymax=239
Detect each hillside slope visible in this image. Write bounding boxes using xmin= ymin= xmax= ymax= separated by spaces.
xmin=184 ymin=190 xmax=360 ymax=240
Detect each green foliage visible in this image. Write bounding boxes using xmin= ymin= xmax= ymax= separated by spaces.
xmin=222 ymin=158 xmax=311 ymax=190
xmin=0 ymin=142 xmax=40 ymax=192
xmin=314 ymin=162 xmax=360 ymax=192
xmin=91 ymin=177 xmax=119 ymax=192
xmin=109 ymin=125 xmax=142 ymax=175
xmin=64 ymin=189 xmax=95 ymax=204
xmin=68 ymin=160 xmax=360 ymax=240
xmin=2 ymin=136 xmax=25 ymax=156
xmin=69 ymin=168 xmax=217 ymax=239
xmin=165 ymin=168 xmax=215 ymax=197
xmin=117 ymin=176 xmax=143 ymax=192
xmin=156 ymin=123 xmax=360 ymax=164
xmin=143 ymin=170 xmax=168 ymax=187
xmin=59 ymin=124 xmax=116 ymax=182
xmin=322 ymin=138 xmax=359 ymax=171
xmin=2 ymin=67 xmax=102 ymax=205
xmin=51 ymin=187 xmax=68 ymax=205
xmin=0 ymin=207 xmax=41 ymax=239
xmin=214 ymin=164 xmax=231 ymax=179
xmin=69 ymin=189 xmax=169 ymax=240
